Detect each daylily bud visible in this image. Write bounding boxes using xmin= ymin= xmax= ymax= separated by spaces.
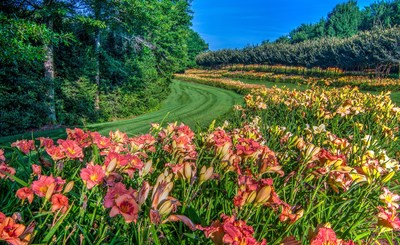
xmin=162 ymin=215 xmax=197 ymax=231
xmin=382 ymin=171 xmax=395 ymax=183
xmin=303 ymin=144 xmax=320 ymax=164
xmin=183 ymin=163 xmax=193 ymax=181
xmin=139 ymin=160 xmax=152 ymax=177
xmin=63 ymin=181 xmax=74 ymax=194
xmin=217 ymin=143 xmax=231 ymax=157
xmin=296 ymin=209 xmax=304 ymax=219
xmin=246 ymin=191 xmax=257 ymax=204
xmin=295 ymin=137 xmax=306 ymax=150
xmin=254 ymin=186 xmax=271 ymax=204
xmin=151 ymin=181 xmax=173 ymax=209
xmin=45 ymin=183 xmax=56 ymax=201
xmin=12 ymin=212 xmax=22 ymax=222
xmin=199 ymin=166 xmax=214 ymax=184
xmin=106 ymin=158 xmax=117 ymax=173
xmin=158 ymin=199 xmax=173 ymax=217
xmin=138 ymin=181 xmax=151 ymax=206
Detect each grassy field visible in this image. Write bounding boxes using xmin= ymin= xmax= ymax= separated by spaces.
xmin=0 ymin=80 xmax=242 ymax=146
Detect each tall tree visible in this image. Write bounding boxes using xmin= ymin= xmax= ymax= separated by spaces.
xmin=326 ymin=0 xmax=362 ymax=38
xmin=186 ymin=29 xmax=208 ymax=68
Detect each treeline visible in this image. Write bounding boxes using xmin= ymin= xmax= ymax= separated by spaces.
xmin=196 ymin=27 xmax=400 ymax=75
xmin=277 ymin=0 xmax=400 ymax=43
xmin=197 ymin=0 xmax=400 ymax=75
xmin=0 ymin=0 xmax=208 ymax=136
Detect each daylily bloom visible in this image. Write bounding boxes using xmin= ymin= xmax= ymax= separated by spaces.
xmin=80 ymin=164 xmax=105 ymax=189
xmin=36 ymin=137 xmax=54 ymax=149
xmin=123 ymin=154 xmax=144 ymax=178
xmin=0 ymin=217 xmax=30 ymax=245
xmin=104 ymin=152 xmax=130 ymax=169
xmin=16 ymin=187 xmax=34 ymax=204
xmin=109 ymin=194 xmax=139 ymax=223
xmin=198 ymin=214 xmax=266 ymax=245
xmin=31 ymin=175 xmax=65 ymax=197
xmin=377 ymin=206 xmax=400 ymax=231
xmin=206 ymin=128 xmax=232 ymax=157
xmin=66 ymin=128 xmax=91 ymax=148
xmin=11 ymin=140 xmax=35 ymax=155
xmin=130 ymin=134 xmax=156 ymax=153
xmin=279 ymin=204 xmax=303 ymax=223
xmin=58 ymin=139 xmax=84 ymax=159
xmin=309 ymin=224 xmax=354 ymax=245
xmin=379 ymin=188 xmax=400 ymax=209
xmin=0 ymin=163 xmax=16 ymax=181
xmin=31 ymin=164 xmax=41 ymax=176
xmin=109 ymin=130 xmax=129 ymax=145
xmin=91 ymin=132 xmax=113 ymax=150
xmin=257 ymin=146 xmax=283 ymax=176
xmin=159 ymin=123 xmax=197 ymax=162
xmin=46 ymin=146 xmax=65 ymax=161
xmin=104 ymin=182 xmax=136 ymax=209
xmin=235 ymin=138 xmax=261 ymax=159
xmin=51 ymin=194 xmax=69 ymax=214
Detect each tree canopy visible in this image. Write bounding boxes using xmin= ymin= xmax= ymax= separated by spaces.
xmin=0 ymin=0 xmax=207 ymax=136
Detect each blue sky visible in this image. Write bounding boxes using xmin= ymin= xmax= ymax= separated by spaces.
xmin=191 ymin=0 xmax=376 ymax=50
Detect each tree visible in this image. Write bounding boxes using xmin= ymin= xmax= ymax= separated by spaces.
xmin=326 ymin=0 xmax=362 ymax=38
xmin=186 ymin=29 xmax=208 ymax=68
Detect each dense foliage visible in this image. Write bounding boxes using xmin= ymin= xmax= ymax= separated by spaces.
xmin=278 ymin=0 xmax=400 ymax=44
xmin=196 ymin=27 xmax=400 ymax=75
xmin=0 ymin=0 xmax=208 ymax=136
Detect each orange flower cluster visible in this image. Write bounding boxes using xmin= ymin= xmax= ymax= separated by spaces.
xmin=0 ymin=212 xmax=32 ymax=245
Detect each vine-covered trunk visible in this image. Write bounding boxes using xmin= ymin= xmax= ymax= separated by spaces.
xmin=95 ymin=29 xmax=100 ymax=111
xmin=44 ymin=18 xmax=57 ymax=124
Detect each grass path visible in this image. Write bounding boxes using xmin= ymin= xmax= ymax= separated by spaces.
xmin=0 ymin=80 xmax=242 ymax=146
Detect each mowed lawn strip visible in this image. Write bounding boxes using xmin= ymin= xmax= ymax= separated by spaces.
xmin=0 ymin=80 xmax=242 ymax=146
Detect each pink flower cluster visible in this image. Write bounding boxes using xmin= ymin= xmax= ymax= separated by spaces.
xmin=198 ymin=214 xmax=267 ymax=245
xmin=206 ymin=125 xmax=283 ymax=177
xmin=309 ymin=224 xmax=354 ymax=245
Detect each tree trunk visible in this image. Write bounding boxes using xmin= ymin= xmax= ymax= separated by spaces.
xmin=44 ymin=18 xmax=56 ymax=124
xmin=95 ymin=29 xmax=100 ymax=111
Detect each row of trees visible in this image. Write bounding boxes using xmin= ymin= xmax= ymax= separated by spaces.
xmin=0 ymin=0 xmax=208 ymax=136
xmin=196 ymin=27 xmax=400 ymax=75
xmin=276 ymin=0 xmax=400 ymax=44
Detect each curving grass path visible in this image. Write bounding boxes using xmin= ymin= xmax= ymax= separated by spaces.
xmin=0 ymin=80 xmax=242 ymax=146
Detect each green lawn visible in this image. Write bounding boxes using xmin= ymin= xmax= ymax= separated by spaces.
xmin=3 ymin=76 xmax=398 ymax=147
xmin=0 ymin=80 xmax=242 ymax=146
